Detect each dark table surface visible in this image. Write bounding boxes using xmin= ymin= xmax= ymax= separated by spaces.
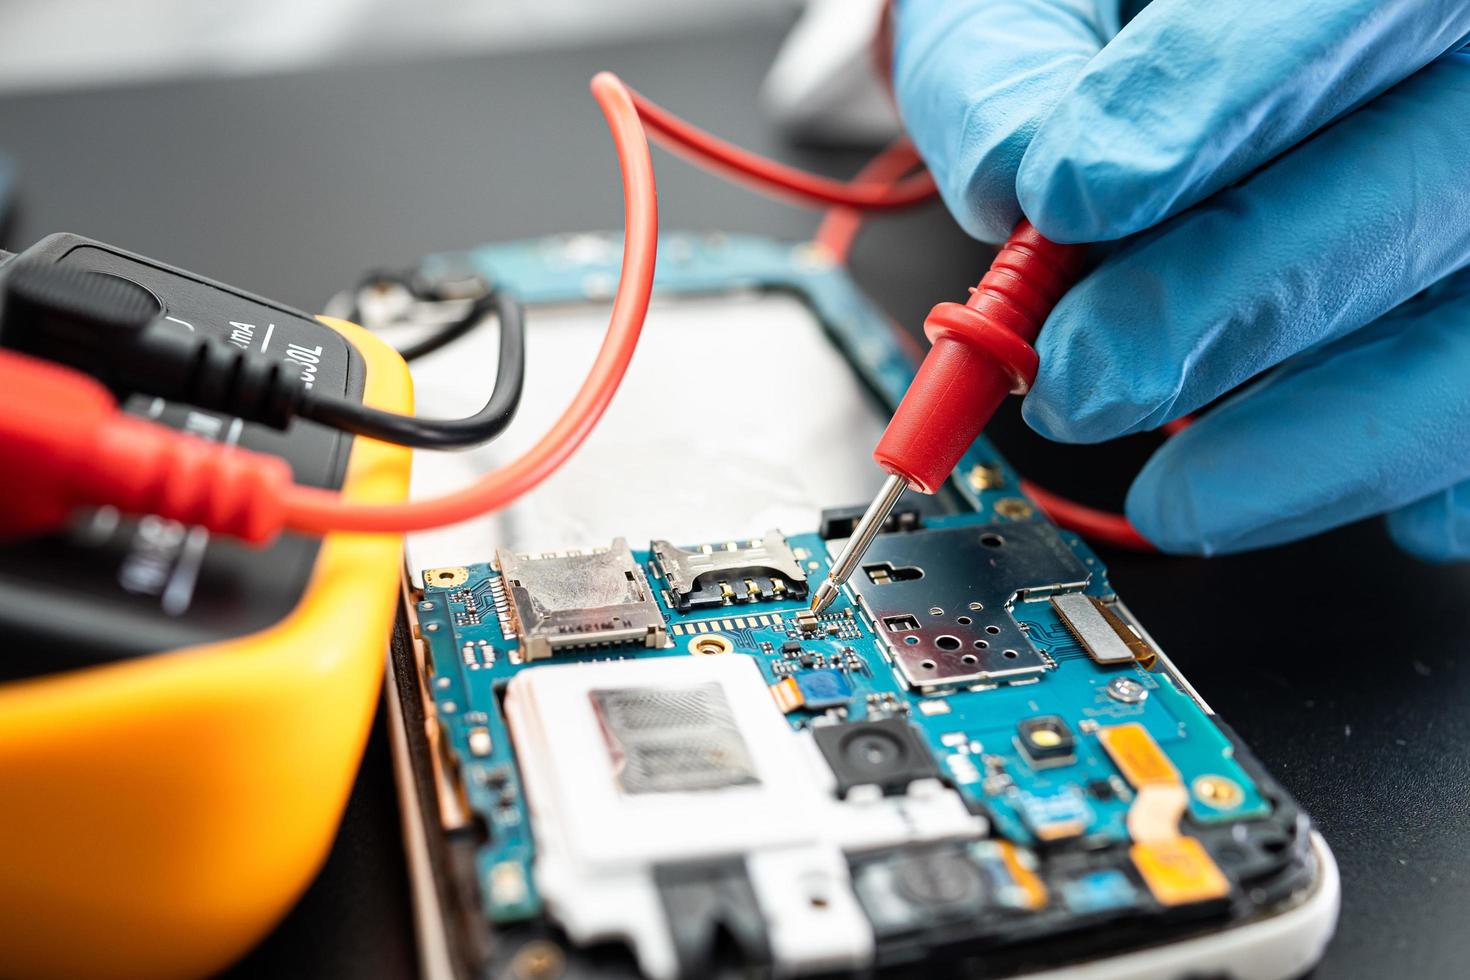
xmin=1 ymin=20 xmax=1466 ymax=980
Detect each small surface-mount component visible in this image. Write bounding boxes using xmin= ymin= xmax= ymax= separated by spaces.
xmin=1015 ymin=786 xmax=1092 ymax=842
xmin=813 ymin=719 xmax=941 ymax=797
xmin=1059 ymin=869 xmax=1140 ymax=915
xmin=769 ymin=676 xmax=804 ymax=713
xmin=495 ymin=538 xmax=666 ymax=661
xmin=794 ymin=669 xmax=853 ymax=710
xmin=651 ymin=530 xmax=808 ymax=611
xmin=864 ymin=692 xmax=906 ymax=719
xmin=1016 ymin=716 xmax=1077 ymax=768
xmin=489 ymin=861 xmax=531 ymax=911
xmin=967 ymin=462 xmax=1005 ymax=492
xmin=818 ymin=497 xmax=935 ymax=539
xmin=467 ymin=726 xmax=493 ymax=757
xmin=847 ymin=521 xmax=1089 ymax=690
xmin=1051 ymin=593 xmax=1153 ymax=666
xmin=792 ymin=609 xmax=821 ymax=634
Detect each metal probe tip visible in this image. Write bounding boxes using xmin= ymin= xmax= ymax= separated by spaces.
xmin=809 ymin=473 xmax=908 ymax=614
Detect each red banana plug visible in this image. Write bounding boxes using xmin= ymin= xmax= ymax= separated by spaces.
xmin=0 ymin=350 xmax=291 ymax=544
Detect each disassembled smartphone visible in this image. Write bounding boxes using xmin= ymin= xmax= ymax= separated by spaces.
xmin=385 ymin=232 xmax=1338 ymax=979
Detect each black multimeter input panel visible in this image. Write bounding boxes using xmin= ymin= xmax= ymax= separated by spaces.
xmin=0 ymin=234 xmax=365 ymax=681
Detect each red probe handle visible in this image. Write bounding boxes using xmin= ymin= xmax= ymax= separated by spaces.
xmin=872 ymin=220 xmax=1087 ymax=494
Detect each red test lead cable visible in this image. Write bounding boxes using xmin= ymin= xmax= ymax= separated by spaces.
xmin=626 ymin=86 xmax=937 ymax=211
xmin=0 ymin=350 xmax=291 ymax=543
xmin=0 ymin=71 xmax=658 ymax=545
xmin=809 ymin=220 xmax=1089 ymax=612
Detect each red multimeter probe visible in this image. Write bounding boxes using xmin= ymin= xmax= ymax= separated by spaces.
xmin=810 ymin=222 xmax=1088 ymax=612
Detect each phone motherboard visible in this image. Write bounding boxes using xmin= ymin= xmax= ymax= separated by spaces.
xmin=407 ymin=509 xmax=1317 ymax=978
xmin=395 ymin=233 xmax=1323 ymax=978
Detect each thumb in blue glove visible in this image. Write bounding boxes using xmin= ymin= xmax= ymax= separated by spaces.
xmin=894 ymin=0 xmax=1470 ymax=560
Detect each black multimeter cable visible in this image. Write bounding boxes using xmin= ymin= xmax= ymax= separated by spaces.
xmin=344 ymin=269 xmax=504 ymax=364
xmin=299 ymin=287 xmax=526 ymax=449
xmin=0 ymin=260 xmax=528 ymax=451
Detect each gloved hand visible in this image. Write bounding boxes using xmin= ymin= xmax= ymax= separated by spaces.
xmin=893 ymin=0 xmax=1470 ymax=560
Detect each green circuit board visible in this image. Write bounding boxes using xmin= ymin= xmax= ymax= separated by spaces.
xmin=401 ymin=233 xmax=1317 ymax=978
xmin=417 ymin=512 xmax=1270 ymax=925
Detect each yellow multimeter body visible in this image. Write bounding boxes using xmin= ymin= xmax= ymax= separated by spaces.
xmin=0 ymin=235 xmax=414 ymax=980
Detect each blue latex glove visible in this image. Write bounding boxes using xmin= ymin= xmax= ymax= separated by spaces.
xmin=894 ymin=0 xmax=1470 ymax=560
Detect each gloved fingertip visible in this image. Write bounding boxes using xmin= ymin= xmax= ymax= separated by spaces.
xmin=1023 ymin=101 xmax=1193 ymax=245
xmin=1124 ymin=462 xmax=1215 ymax=557
xmin=1022 ymin=338 xmax=1172 ymax=444
xmin=1019 ymin=390 xmax=1103 ymax=444
xmin=1386 ymin=489 xmax=1470 ymax=563
xmin=1016 ymin=152 xmax=1108 ymax=245
xmin=947 ymin=181 xmax=1025 ymax=246
xmin=944 ymin=121 xmax=1042 ymax=245
xmin=1017 ymin=126 xmax=1161 ymax=244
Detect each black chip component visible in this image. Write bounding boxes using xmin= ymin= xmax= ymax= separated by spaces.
xmin=1017 ymin=716 xmax=1077 ymax=768
xmin=650 ymin=530 xmax=808 ymax=612
xmin=1086 ymin=779 xmax=1116 ymax=801
xmin=818 ymin=497 xmax=938 ymax=539
xmin=781 ymin=641 xmax=802 ymax=655
xmin=812 ymin=719 xmax=941 ymax=797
